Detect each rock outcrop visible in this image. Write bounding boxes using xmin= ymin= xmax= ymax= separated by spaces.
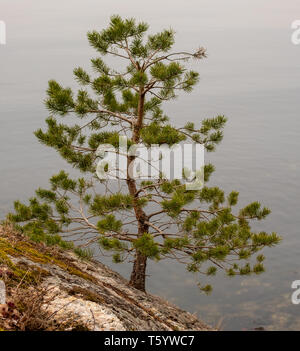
xmin=0 ymin=225 xmax=213 ymax=331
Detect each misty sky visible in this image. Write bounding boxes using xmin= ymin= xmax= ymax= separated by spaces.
xmin=1 ymin=0 xmax=300 ymax=39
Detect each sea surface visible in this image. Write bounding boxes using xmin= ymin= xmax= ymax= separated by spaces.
xmin=1 ymin=0 xmax=300 ymax=330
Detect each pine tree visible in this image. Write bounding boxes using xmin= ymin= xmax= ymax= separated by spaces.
xmin=7 ymin=16 xmax=280 ymax=292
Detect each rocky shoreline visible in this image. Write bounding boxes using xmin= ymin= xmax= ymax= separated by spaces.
xmin=0 ymin=225 xmax=213 ymax=331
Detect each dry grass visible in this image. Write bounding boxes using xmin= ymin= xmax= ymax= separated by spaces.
xmin=0 ymin=283 xmax=56 ymax=331
xmin=0 ymin=279 xmax=89 ymax=331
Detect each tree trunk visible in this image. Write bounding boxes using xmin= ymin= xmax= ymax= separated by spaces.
xmin=129 ymin=250 xmax=147 ymax=292
xmin=128 ymin=85 xmax=149 ymax=292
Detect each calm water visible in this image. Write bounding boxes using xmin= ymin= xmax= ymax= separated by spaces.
xmin=1 ymin=0 xmax=300 ymax=330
